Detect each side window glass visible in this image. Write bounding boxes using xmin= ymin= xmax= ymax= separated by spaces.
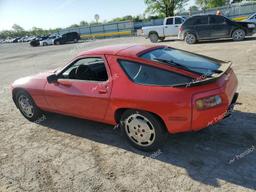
xmin=166 ymin=18 xmax=173 ymax=25
xmin=194 ymin=16 xmax=208 ymax=25
xmin=61 ymin=57 xmax=108 ymax=81
xmin=119 ymin=60 xmax=191 ymax=86
xmin=175 ymin=17 xmax=183 ymax=24
xmin=209 ymin=16 xmax=225 ymax=24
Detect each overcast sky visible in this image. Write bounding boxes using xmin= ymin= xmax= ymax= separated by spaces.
xmin=0 ymin=0 xmax=195 ymax=31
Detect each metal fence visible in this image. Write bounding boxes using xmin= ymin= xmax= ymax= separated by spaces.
xmin=59 ymin=21 xmax=134 ymax=39
xmin=190 ymin=2 xmax=256 ymax=18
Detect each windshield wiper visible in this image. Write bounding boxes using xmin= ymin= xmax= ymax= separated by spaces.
xmin=153 ymin=58 xmax=222 ymax=76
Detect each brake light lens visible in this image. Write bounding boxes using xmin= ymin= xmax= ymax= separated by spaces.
xmin=195 ymin=95 xmax=222 ymax=110
xmin=179 ymin=26 xmax=183 ymax=32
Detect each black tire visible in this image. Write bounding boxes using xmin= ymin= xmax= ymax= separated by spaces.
xmin=232 ymin=29 xmax=245 ymax=41
xmin=74 ymin=38 xmax=78 ymax=43
xmin=43 ymin=42 xmax=47 ymax=46
xmin=149 ymin=33 xmax=159 ymax=43
xmin=159 ymin=37 xmax=165 ymax=42
xmin=120 ymin=110 xmax=167 ymax=151
xmin=185 ymin=33 xmax=197 ymax=44
xmin=15 ymin=90 xmax=43 ymax=122
xmin=55 ymin=41 xmax=60 ymax=45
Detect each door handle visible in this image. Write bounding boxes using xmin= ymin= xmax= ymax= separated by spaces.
xmin=98 ymin=89 xmax=107 ymax=94
xmin=175 ymin=25 xmax=179 ymax=27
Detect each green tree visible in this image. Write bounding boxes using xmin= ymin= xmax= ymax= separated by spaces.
xmin=69 ymin=24 xmax=80 ymax=28
xmin=189 ymin=5 xmax=199 ymax=12
xmin=12 ymin=24 xmax=24 ymax=32
xmin=144 ymin=0 xmax=188 ymax=17
xmin=196 ymin=0 xmax=226 ymax=9
xmin=80 ymin=20 xmax=89 ymax=26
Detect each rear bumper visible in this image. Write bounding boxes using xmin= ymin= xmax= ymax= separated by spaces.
xmin=191 ymin=68 xmax=238 ymax=131
xmin=192 ymin=92 xmax=238 ymax=131
xmin=224 ymin=92 xmax=239 ymax=118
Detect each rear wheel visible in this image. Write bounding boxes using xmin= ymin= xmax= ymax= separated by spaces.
xmin=43 ymin=42 xmax=47 ymax=46
xmin=232 ymin=29 xmax=245 ymax=41
xmin=185 ymin=33 xmax=197 ymax=44
xmin=16 ymin=90 xmax=43 ymax=122
xmin=74 ymin=38 xmax=78 ymax=43
xmin=120 ymin=110 xmax=167 ymax=151
xmin=149 ymin=33 xmax=159 ymax=43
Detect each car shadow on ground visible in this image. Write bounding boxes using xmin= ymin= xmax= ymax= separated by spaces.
xmin=160 ymin=36 xmax=256 ymax=44
xmin=196 ymin=36 xmax=256 ymax=44
xmin=39 ymin=110 xmax=256 ymax=190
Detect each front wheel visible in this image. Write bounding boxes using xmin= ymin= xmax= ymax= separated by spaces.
xmin=16 ymin=90 xmax=43 ymax=122
xmin=149 ymin=33 xmax=159 ymax=43
xmin=120 ymin=110 xmax=167 ymax=151
xmin=185 ymin=33 xmax=197 ymax=44
xmin=232 ymin=29 xmax=245 ymax=41
xmin=55 ymin=41 xmax=60 ymax=45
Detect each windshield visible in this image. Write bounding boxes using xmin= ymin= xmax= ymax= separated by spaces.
xmin=140 ymin=47 xmax=220 ymax=76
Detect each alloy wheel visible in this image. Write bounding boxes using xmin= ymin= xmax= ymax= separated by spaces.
xmin=186 ymin=33 xmax=196 ymax=44
xmin=18 ymin=95 xmax=34 ymax=118
xmin=124 ymin=114 xmax=156 ymax=147
xmin=232 ymin=29 xmax=245 ymax=41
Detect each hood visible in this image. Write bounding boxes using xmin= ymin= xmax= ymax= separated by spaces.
xmin=236 ymin=21 xmax=256 ymax=27
xmin=12 ymin=70 xmax=54 ymax=89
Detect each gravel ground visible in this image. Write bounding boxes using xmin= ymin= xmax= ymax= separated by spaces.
xmin=0 ymin=36 xmax=256 ymax=192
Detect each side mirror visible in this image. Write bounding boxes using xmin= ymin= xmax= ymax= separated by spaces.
xmin=47 ymin=74 xmax=58 ymax=83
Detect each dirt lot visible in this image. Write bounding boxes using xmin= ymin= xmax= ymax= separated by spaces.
xmin=0 ymin=37 xmax=256 ymax=192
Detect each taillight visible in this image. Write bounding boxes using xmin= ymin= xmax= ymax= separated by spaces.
xmin=195 ymin=95 xmax=222 ymax=110
xmin=179 ymin=26 xmax=183 ymax=32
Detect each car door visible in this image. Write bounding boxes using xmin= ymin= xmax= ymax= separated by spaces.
xmin=44 ymin=56 xmax=112 ymax=121
xmin=193 ymin=16 xmax=210 ymax=39
xmin=66 ymin=33 xmax=72 ymax=42
xmin=209 ymin=15 xmax=231 ymax=38
xmin=62 ymin=34 xmax=67 ymax=43
xmin=164 ymin=18 xmax=176 ymax=36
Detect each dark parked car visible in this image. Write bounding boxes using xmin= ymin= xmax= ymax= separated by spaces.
xmin=53 ymin=32 xmax=80 ymax=45
xmin=12 ymin=37 xmax=21 ymax=43
xmin=178 ymin=14 xmax=256 ymax=44
xmin=30 ymin=36 xmax=49 ymax=47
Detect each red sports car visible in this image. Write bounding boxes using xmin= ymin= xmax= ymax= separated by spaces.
xmin=11 ymin=44 xmax=238 ymax=150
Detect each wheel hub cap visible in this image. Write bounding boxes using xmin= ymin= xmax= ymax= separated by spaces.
xmin=124 ymin=114 xmax=155 ymax=147
xmin=18 ymin=95 xmax=34 ymax=118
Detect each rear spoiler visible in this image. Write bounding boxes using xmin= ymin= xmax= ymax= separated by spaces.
xmin=173 ymin=61 xmax=232 ymax=88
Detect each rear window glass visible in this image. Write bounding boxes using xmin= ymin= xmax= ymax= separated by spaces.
xmin=140 ymin=48 xmax=220 ymax=76
xmin=119 ymin=60 xmax=192 ymax=86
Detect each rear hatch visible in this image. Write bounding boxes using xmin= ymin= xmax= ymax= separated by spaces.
xmin=139 ymin=47 xmax=238 ymax=130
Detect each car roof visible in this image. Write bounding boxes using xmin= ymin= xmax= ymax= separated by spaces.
xmin=78 ymin=44 xmax=165 ymax=58
xmin=190 ymin=14 xmax=224 ymax=18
